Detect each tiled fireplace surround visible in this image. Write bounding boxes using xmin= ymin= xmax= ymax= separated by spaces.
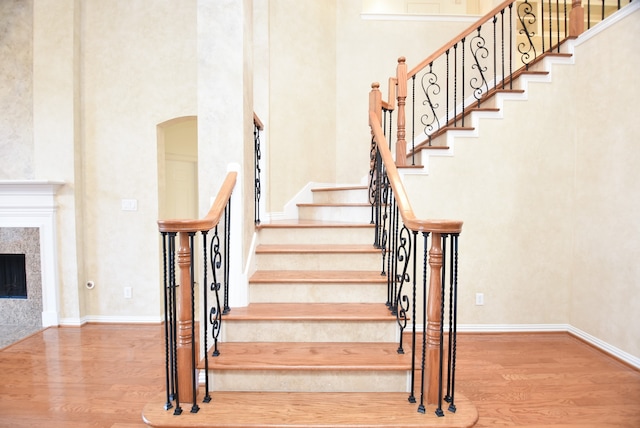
xmin=0 ymin=181 xmax=63 ymax=339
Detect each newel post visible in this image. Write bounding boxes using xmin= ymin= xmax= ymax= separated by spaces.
xmin=569 ymin=0 xmax=584 ymax=37
xmin=176 ymin=232 xmax=195 ymax=403
xmin=425 ymin=232 xmax=443 ymax=406
xmin=369 ymin=82 xmax=382 ymax=128
xmin=396 ymin=57 xmax=408 ymax=166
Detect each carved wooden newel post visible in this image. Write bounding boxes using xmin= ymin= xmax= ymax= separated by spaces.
xmin=177 ymin=231 xmax=195 ymax=403
xmin=569 ymin=0 xmax=585 ymax=37
xmin=395 ymin=57 xmax=408 ymax=166
xmin=425 ymin=232 xmax=443 ymax=405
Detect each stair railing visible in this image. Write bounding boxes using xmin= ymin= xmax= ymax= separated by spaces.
xmin=383 ymin=0 xmax=632 ymax=166
xmin=253 ymin=113 xmax=264 ymax=225
xmin=369 ymin=86 xmax=463 ymax=416
xmin=157 ymin=171 xmax=236 ymax=416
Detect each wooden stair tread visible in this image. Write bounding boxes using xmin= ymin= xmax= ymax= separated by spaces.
xmin=206 ymin=342 xmax=411 ymax=371
xmin=225 ymin=303 xmax=395 ymax=321
xmin=249 ymin=270 xmax=386 ymax=284
xmin=143 ymin=391 xmax=478 ymax=427
xmin=256 ymin=244 xmax=380 ymax=254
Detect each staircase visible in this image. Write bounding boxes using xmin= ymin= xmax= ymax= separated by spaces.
xmin=144 ymin=186 xmax=477 ymax=427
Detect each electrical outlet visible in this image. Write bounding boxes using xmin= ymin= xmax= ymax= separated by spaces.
xmin=124 ymin=287 xmax=132 ymax=299
xmin=475 ymin=292 xmax=484 ymax=306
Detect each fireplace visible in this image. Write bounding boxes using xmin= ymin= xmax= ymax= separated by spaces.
xmin=0 ymin=253 xmax=27 ymax=299
xmin=0 ymin=181 xmax=63 ymax=327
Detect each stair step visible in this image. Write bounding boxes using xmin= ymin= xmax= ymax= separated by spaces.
xmin=297 ymin=203 xmax=372 ymax=222
xmin=209 ymin=341 xmax=409 ymax=371
xmin=255 ymin=244 xmax=381 ymax=270
xmin=257 ymin=220 xmax=375 ymax=245
xmin=226 ymin=302 xmax=394 ymax=321
xmin=142 ymin=391 xmax=479 ymax=427
xmin=204 ymin=341 xmax=410 ymax=392
xmin=311 ymin=185 xmax=368 ymax=204
xmin=222 ymin=303 xmax=397 ymax=342
xmin=250 ymin=269 xmax=385 ymax=284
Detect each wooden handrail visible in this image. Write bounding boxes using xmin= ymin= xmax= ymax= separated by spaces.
xmin=158 ymin=172 xmax=237 ymax=233
xmin=407 ymin=0 xmax=515 ymax=79
xmin=369 ymin=110 xmax=462 ymax=234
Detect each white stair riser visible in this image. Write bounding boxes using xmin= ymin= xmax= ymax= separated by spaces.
xmin=207 ymin=370 xmax=409 ymax=393
xmin=249 ymin=283 xmax=386 ymax=304
xmin=298 ymin=205 xmax=371 ymax=223
xmin=222 ymin=320 xmax=397 ymax=343
xmin=259 ymin=227 xmax=374 ymax=245
xmin=255 ymin=252 xmax=381 ymax=271
xmin=312 ymin=188 xmax=369 ymax=204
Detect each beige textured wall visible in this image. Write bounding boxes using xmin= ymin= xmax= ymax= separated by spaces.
xmin=268 ymin=0 xmax=337 ymax=212
xmin=569 ymin=12 xmax=640 ymax=357
xmin=404 ymin=7 xmax=640 ymax=356
xmin=0 ymin=0 xmax=33 ymax=179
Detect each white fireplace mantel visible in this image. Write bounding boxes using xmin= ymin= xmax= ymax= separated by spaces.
xmin=0 ymin=180 xmax=64 ymax=327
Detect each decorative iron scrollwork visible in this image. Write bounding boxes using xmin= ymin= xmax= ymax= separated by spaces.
xmin=209 ymin=225 xmax=222 ymax=357
xmin=470 ymin=27 xmax=489 ymax=106
xmin=517 ymin=0 xmax=537 ymax=68
xmin=395 ymin=225 xmax=412 ymax=354
xmin=420 ymin=63 xmax=441 ymax=143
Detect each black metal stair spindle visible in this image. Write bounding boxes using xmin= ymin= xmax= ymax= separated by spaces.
xmin=493 ymin=15 xmax=497 ymax=91
xmin=395 ymin=224 xmax=411 ymax=354
xmin=188 ymin=232 xmax=200 ymax=414
xmin=169 ymin=233 xmax=182 ymax=415
xmin=501 ymin=9 xmax=505 ymax=89
xmin=454 ymin=43 xmax=458 ymax=125
xmin=542 ymin=0 xmax=546 ymax=52
xmin=448 ymin=233 xmax=460 ymax=413
xmin=461 ymin=39 xmax=465 ymax=127
xmin=254 ymin=121 xmax=262 ymax=225
xmin=223 ymin=203 xmax=231 ymax=315
xmin=417 ymin=231 xmax=430 ymax=414
xmin=201 ymin=230 xmax=211 ymax=404
xmin=509 ymin=4 xmax=513 ymax=89
xmin=209 ymin=225 xmax=222 ymax=357
xmin=408 ymin=229 xmax=418 ymax=404
xmin=411 ymin=76 xmax=416 ymax=165
xmin=161 ymin=232 xmax=173 ymax=411
xmin=435 ymin=234 xmax=448 ymax=417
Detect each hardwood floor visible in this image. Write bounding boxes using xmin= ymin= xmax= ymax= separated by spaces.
xmin=0 ymin=325 xmax=638 ymax=427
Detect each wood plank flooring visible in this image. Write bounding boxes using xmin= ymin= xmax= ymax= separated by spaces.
xmin=0 ymin=325 xmax=638 ymax=427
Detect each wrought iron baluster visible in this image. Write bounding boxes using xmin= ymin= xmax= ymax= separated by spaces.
xmin=395 ymin=224 xmax=411 ymax=355
xmin=557 ymin=0 xmax=561 ymax=50
xmin=549 ymin=0 xmax=553 ymax=50
xmin=461 ymin=39 xmax=465 ymax=126
xmin=588 ymin=0 xmax=591 ymax=29
xmin=445 ymin=50 xmax=450 ymax=126
xmin=223 ymin=203 xmax=231 ymax=315
xmin=161 ymin=232 xmax=173 ymax=411
xmin=169 ymin=232 xmax=182 ymax=415
xmin=493 ymin=15 xmax=497 ymax=91
xmin=420 ymin=63 xmax=441 ymax=146
xmin=254 ymin=121 xmax=262 ymax=225
xmin=188 ymin=232 xmax=199 ymax=414
xmin=448 ymin=234 xmax=460 ymax=413
xmin=417 ymin=231 xmax=430 ymax=414
xmin=470 ymin=27 xmax=489 ymax=107
xmin=201 ymin=230 xmax=211 ymax=404
xmin=209 ymin=225 xmax=223 ymax=357
xmin=501 ymin=9 xmax=505 ymax=89
xmin=408 ymin=229 xmax=418 ymax=404
xmin=518 ymin=0 xmax=537 ymax=69
xmin=435 ymin=234 xmax=448 ymax=417
xmin=542 ymin=0 xmax=546 ymax=52
xmin=509 ymin=4 xmax=513 ymax=89
xmin=454 ymin=43 xmax=458 ymax=124
xmin=389 ymin=195 xmax=398 ymax=315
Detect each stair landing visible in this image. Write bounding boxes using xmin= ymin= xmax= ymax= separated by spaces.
xmin=142 ymin=391 xmax=478 ymax=427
